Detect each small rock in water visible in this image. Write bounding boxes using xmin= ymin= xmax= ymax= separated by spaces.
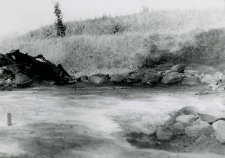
xmin=156 ymin=126 xmax=173 ymax=141
xmin=168 ymin=110 xmax=179 ymax=117
xmin=197 ymin=113 xmax=217 ymax=124
xmin=164 ymin=117 xmax=176 ymax=127
xmin=193 ymin=119 xmax=209 ymax=126
xmin=172 ymin=122 xmax=186 ymax=134
xmin=212 ymin=120 xmax=225 ymax=144
xmin=178 ymin=106 xmax=199 ymax=115
xmin=176 ymin=115 xmax=197 ymax=125
xmin=185 ymin=123 xmax=215 ymax=138
xmin=194 ymin=135 xmax=209 ymax=145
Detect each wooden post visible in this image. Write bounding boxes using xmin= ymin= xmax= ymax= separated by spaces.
xmin=7 ymin=113 xmax=12 ymax=126
xmin=75 ymin=82 xmax=77 ymax=91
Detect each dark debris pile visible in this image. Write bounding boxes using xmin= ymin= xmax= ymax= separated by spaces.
xmin=0 ymin=49 xmax=73 ymax=90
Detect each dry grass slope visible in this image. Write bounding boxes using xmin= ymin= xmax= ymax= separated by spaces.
xmin=0 ymin=9 xmax=225 ymax=75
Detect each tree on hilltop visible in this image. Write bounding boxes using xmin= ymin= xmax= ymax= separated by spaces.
xmin=54 ymin=2 xmax=66 ymax=37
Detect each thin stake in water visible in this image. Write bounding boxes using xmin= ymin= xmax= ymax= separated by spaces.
xmin=75 ymin=78 xmax=77 ymax=91
xmin=7 ymin=113 xmax=12 ymax=126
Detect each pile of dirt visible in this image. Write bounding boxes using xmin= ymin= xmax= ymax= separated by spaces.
xmin=0 ymin=49 xmax=73 ymax=90
xmin=126 ymin=106 xmax=225 ymax=154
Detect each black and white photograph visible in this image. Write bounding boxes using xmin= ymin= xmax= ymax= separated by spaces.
xmin=0 ymin=0 xmax=225 ymax=157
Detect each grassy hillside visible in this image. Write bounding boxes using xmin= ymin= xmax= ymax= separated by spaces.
xmin=0 ymin=9 xmax=225 ymax=75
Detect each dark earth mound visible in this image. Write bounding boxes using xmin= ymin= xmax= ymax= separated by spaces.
xmin=0 ymin=49 xmax=73 ymax=90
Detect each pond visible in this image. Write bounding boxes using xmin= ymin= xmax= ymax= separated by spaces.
xmin=0 ymin=85 xmax=224 ymax=158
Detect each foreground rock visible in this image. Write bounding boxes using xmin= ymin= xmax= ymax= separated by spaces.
xmin=163 ymin=107 xmax=220 ymax=141
xmin=178 ymin=106 xmax=200 ymax=115
xmin=185 ymin=123 xmax=214 ymax=138
xmin=212 ymin=120 xmax=225 ymax=144
xmin=176 ymin=115 xmax=196 ymax=124
xmin=127 ymin=106 xmax=225 ymax=154
xmin=132 ymin=106 xmax=225 ymax=152
xmin=197 ymin=113 xmax=217 ymax=124
xmin=0 ymin=49 xmax=73 ymax=89
xmin=156 ymin=126 xmax=173 ymax=141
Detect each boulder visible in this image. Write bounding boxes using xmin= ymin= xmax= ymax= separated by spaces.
xmin=0 ymin=80 xmax=4 ymax=86
xmin=200 ymin=71 xmax=224 ymax=85
xmin=176 ymin=115 xmax=196 ymax=124
xmin=184 ymin=70 xmax=199 ymax=76
xmin=178 ymin=106 xmax=199 ymax=115
xmin=212 ymin=120 xmax=225 ymax=144
xmin=172 ymin=122 xmax=186 ymax=133
xmin=14 ymin=73 xmax=30 ymax=84
xmin=89 ymin=74 xmax=109 ymax=84
xmin=13 ymin=73 xmax=31 ymax=87
xmin=200 ymin=74 xmax=214 ymax=84
xmin=156 ymin=126 xmax=173 ymax=141
xmin=182 ymin=76 xmax=200 ymax=86
xmin=110 ymin=74 xmax=127 ymax=83
xmin=0 ymin=78 xmax=14 ymax=90
xmin=200 ymin=66 xmax=217 ymax=75
xmin=142 ymin=124 xmax=157 ymax=135
xmin=185 ymin=123 xmax=215 ymax=138
xmin=194 ymin=135 xmax=209 ymax=145
xmin=80 ymin=76 xmax=89 ymax=82
xmin=197 ymin=113 xmax=217 ymax=124
xmin=141 ymin=71 xmax=162 ymax=84
xmin=168 ymin=110 xmax=179 ymax=118
xmin=171 ymin=64 xmax=185 ymax=73
xmin=164 ymin=70 xmax=172 ymax=75
xmin=126 ymin=71 xmax=142 ymax=83
xmin=0 ymin=80 xmax=6 ymax=90
xmin=208 ymin=83 xmax=220 ymax=91
xmin=213 ymin=72 xmax=225 ymax=82
xmin=162 ymin=72 xmax=182 ymax=85
xmin=0 ymin=67 xmax=14 ymax=80
xmin=140 ymin=116 xmax=158 ymax=135
xmin=193 ymin=119 xmax=210 ymax=126
xmin=164 ymin=117 xmax=176 ymax=127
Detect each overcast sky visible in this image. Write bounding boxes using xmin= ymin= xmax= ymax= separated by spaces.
xmin=0 ymin=0 xmax=224 ymax=37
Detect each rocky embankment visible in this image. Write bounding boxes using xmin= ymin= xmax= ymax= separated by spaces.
xmin=126 ymin=106 xmax=225 ymax=153
xmin=77 ymin=64 xmax=225 ymax=90
xmin=0 ymin=50 xmax=73 ymax=90
xmin=1 ymin=49 xmax=225 ymax=91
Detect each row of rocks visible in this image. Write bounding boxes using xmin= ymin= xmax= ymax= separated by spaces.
xmin=77 ymin=64 xmax=201 ymax=86
xmin=78 ymin=65 xmax=225 ymax=90
xmin=152 ymin=106 xmax=225 ymax=145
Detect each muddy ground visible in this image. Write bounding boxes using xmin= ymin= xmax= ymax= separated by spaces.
xmin=0 ymin=84 xmax=225 ymax=158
